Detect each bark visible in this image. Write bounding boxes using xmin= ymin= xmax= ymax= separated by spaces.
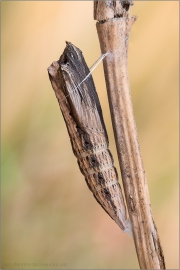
xmin=94 ymin=1 xmax=166 ymax=269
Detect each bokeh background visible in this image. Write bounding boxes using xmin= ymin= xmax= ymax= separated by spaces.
xmin=1 ymin=1 xmax=179 ymax=269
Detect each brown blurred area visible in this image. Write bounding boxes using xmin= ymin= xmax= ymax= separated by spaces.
xmin=1 ymin=1 xmax=179 ymax=269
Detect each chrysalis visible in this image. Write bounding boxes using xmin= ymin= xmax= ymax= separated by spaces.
xmin=48 ymin=42 xmax=132 ymax=235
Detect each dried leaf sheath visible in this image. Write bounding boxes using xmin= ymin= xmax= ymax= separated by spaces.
xmin=48 ymin=42 xmax=130 ymax=232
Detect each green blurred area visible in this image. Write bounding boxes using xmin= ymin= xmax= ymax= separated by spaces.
xmin=1 ymin=1 xmax=179 ymax=269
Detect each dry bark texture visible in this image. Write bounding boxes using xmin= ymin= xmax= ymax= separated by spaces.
xmin=94 ymin=1 xmax=166 ymax=269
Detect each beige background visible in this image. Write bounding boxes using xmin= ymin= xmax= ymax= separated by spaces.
xmin=1 ymin=1 xmax=179 ymax=269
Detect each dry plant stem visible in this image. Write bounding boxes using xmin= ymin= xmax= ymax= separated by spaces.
xmin=94 ymin=1 xmax=165 ymax=269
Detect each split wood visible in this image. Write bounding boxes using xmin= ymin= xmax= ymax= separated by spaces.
xmin=94 ymin=1 xmax=166 ymax=269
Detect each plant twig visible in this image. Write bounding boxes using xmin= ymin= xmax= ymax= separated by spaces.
xmin=94 ymin=1 xmax=166 ymax=269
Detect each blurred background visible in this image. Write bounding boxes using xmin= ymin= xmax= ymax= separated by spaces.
xmin=1 ymin=1 xmax=179 ymax=269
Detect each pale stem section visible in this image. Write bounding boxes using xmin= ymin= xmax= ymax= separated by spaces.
xmin=94 ymin=1 xmax=165 ymax=269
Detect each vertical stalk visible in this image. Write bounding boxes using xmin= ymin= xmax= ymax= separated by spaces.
xmin=94 ymin=1 xmax=166 ymax=269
